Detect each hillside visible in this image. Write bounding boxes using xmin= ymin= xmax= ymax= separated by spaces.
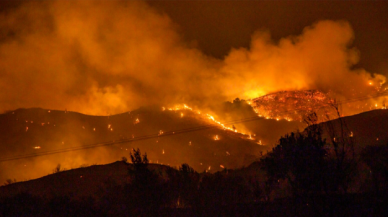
xmin=319 ymin=109 xmax=388 ymax=151
xmin=0 ymin=105 xmax=303 ymax=182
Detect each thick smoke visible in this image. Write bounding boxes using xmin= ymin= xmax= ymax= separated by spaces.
xmin=221 ymin=20 xmax=385 ymax=101
xmin=0 ymin=0 xmax=221 ymax=115
xmin=0 ymin=0 xmax=385 ymax=115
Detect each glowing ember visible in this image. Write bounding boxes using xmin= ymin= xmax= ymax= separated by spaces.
xmin=25 ymin=127 xmax=28 ymax=132
xmin=214 ymin=135 xmax=219 ymax=140
xmin=34 ymin=146 xmax=41 ymax=149
xmin=159 ymin=130 xmax=164 ymax=136
xmin=162 ymin=149 xmax=165 ymax=154
xmin=135 ymin=118 xmax=140 ymax=124
xmin=220 ymin=165 xmax=225 ymax=169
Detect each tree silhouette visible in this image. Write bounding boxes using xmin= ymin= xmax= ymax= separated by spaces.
xmin=323 ymin=104 xmax=358 ymax=193
xmin=126 ymin=148 xmax=168 ymax=215
xmin=177 ymin=163 xmax=199 ymax=207
xmin=261 ymin=129 xmax=327 ymax=196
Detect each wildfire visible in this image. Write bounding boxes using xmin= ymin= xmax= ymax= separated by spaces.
xmin=167 ymin=104 xmax=248 ymax=136
xmin=251 ymin=89 xmax=388 ymax=122
xmin=251 ymin=90 xmax=334 ymax=122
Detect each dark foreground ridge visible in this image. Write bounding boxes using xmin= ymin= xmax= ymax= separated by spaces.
xmin=1 ymin=154 xmax=387 ymax=217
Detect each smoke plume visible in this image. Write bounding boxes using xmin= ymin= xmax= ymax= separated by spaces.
xmin=0 ymin=0 xmax=385 ymax=115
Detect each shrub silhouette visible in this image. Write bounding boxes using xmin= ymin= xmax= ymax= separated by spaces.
xmin=126 ymin=148 xmax=169 ymax=215
xmin=261 ymin=129 xmax=328 ymax=196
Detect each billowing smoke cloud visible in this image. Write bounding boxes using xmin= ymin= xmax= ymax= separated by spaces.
xmin=0 ymin=0 xmax=222 ymax=115
xmin=0 ymin=0 xmax=385 ymax=115
xmin=221 ymin=20 xmax=385 ymax=101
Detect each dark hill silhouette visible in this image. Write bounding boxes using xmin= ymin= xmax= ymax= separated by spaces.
xmin=318 ymin=109 xmax=388 ymax=151
xmin=0 ymin=161 xmax=129 ymax=199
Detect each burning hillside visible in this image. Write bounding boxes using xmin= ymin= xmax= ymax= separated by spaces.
xmin=1 ymin=107 xmax=288 ymax=182
xmin=250 ymin=90 xmax=334 ymax=122
xmin=250 ymin=88 xmax=388 ymax=123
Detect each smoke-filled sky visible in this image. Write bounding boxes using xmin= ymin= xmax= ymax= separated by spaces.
xmin=1 ymin=0 xmax=388 ymax=115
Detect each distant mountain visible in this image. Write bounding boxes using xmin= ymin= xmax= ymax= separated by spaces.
xmin=0 ymin=106 xmax=302 ymax=182
xmin=1 ymin=105 xmax=385 ymax=183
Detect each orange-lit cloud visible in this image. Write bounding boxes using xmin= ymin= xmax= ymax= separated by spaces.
xmin=0 ymin=1 xmax=385 ymax=116
xmin=221 ymin=20 xmax=385 ymax=101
